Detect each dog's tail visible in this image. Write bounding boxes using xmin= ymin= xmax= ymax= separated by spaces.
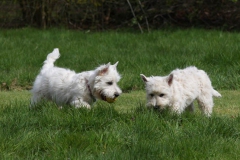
xmin=212 ymin=89 xmax=221 ymax=97
xmin=42 ymin=48 xmax=60 ymax=69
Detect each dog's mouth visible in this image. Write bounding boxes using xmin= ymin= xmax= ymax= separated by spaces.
xmin=100 ymin=93 xmax=116 ymax=103
xmin=101 ymin=94 xmax=107 ymax=101
xmin=99 ymin=90 xmax=107 ymax=101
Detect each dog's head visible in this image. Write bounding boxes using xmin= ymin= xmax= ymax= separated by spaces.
xmin=140 ymin=74 xmax=173 ymax=110
xmin=92 ymin=62 xmax=122 ymax=103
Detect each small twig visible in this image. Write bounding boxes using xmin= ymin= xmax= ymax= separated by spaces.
xmin=126 ymin=0 xmax=143 ymax=33
xmin=138 ymin=0 xmax=150 ymax=32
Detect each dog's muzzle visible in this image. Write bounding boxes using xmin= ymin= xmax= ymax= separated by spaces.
xmin=101 ymin=92 xmax=120 ymax=103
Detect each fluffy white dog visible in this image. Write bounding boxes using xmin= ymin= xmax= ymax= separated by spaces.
xmin=30 ymin=48 xmax=122 ymax=108
xmin=140 ymin=66 xmax=221 ymax=116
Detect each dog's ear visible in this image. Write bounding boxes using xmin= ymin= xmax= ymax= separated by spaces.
xmin=167 ymin=74 xmax=173 ymax=86
xmin=99 ymin=67 xmax=109 ymax=75
xmin=140 ymin=74 xmax=148 ymax=82
xmin=113 ymin=61 xmax=119 ymax=68
xmin=98 ymin=65 xmax=109 ymax=76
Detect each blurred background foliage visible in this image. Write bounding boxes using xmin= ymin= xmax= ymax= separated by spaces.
xmin=0 ymin=0 xmax=240 ymax=30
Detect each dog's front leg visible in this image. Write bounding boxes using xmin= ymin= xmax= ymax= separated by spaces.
xmin=70 ymin=98 xmax=91 ymax=109
xmin=171 ymin=103 xmax=185 ymax=115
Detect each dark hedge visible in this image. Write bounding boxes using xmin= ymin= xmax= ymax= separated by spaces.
xmin=0 ymin=0 xmax=239 ymax=30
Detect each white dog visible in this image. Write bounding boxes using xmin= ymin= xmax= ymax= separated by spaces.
xmin=140 ymin=66 xmax=221 ymax=116
xmin=30 ymin=48 xmax=122 ymax=108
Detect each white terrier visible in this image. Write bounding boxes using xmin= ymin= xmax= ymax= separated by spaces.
xmin=30 ymin=48 xmax=122 ymax=108
xmin=140 ymin=66 xmax=221 ymax=116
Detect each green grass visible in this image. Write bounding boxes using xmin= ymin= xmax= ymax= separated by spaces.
xmin=1 ymin=90 xmax=239 ymax=117
xmin=0 ymin=28 xmax=240 ymax=159
xmin=0 ymin=28 xmax=240 ymax=90
xmin=0 ymin=91 xmax=240 ymax=159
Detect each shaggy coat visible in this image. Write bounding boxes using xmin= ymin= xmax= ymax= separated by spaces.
xmin=31 ymin=48 xmax=122 ymax=108
xmin=141 ymin=66 xmax=221 ymax=116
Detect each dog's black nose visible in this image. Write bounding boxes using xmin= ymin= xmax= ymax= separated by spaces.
xmin=114 ymin=92 xmax=120 ymax=98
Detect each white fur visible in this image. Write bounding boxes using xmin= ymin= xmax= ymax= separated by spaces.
xmin=141 ymin=66 xmax=221 ymax=116
xmin=31 ymin=48 xmax=122 ymax=108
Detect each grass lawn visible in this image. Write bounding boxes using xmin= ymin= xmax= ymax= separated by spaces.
xmin=0 ymin=90 xmax=239 ymax=116
xmin=0 ymin=90 xmax=240 ymax=159
xmin=0 ymin=28 xmax=240 ymax=91
xmin=0 ymin=28 xmax=240 ymax=159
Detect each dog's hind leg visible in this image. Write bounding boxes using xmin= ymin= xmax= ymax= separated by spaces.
xmin=30 ymin=92 xmax=42 ymax=108
xmin=197 ymin=94 xmax=213 ymax=117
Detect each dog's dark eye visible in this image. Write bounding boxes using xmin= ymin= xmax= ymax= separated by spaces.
xmin=149 ymin=94 xmax=154 ymax=97
xmin=159 ymin=94 xmax=164 ymax=97
xmin=107 ymin=81 xmax=113 ymax=85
